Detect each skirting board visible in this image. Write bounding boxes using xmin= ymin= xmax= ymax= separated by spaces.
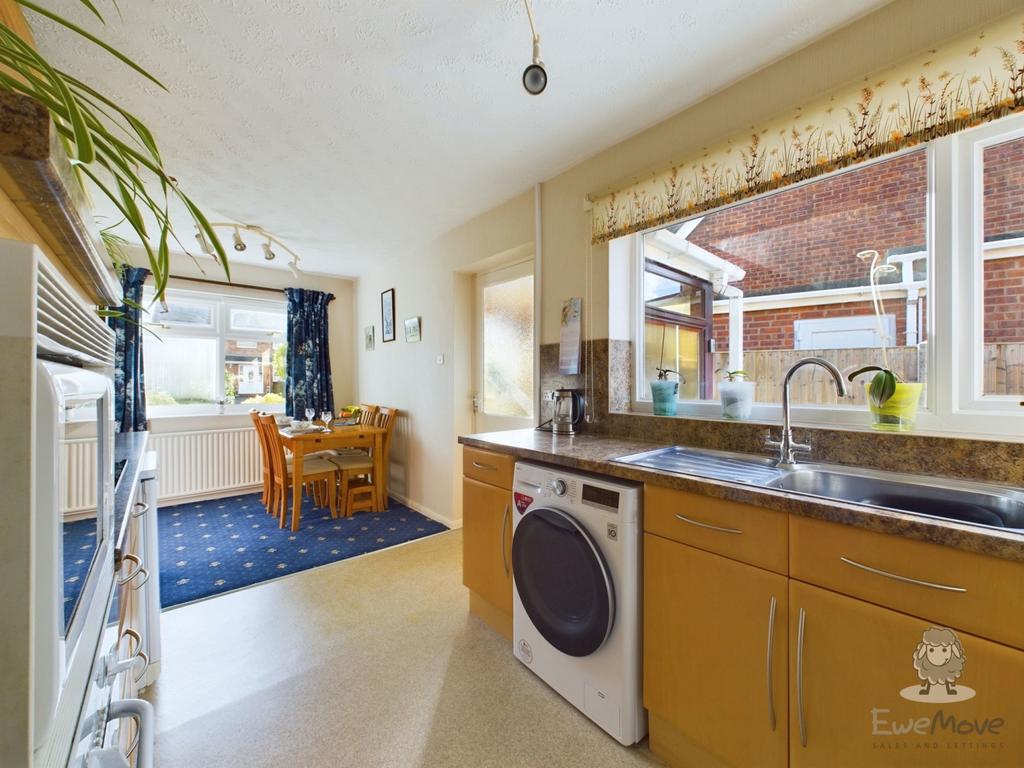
xmin=388 ymin=491 xmax=460 ymax=529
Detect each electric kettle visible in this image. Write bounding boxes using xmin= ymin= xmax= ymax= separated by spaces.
xmin=549 ymin=389 xmax=584 ymax=435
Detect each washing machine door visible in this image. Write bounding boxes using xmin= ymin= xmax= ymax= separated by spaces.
xmin=512 ymin=506 xmax=615 ymax=657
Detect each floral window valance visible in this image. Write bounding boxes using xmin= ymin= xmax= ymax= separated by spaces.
xmin=591 ymin=14 xmax=1024 ymax=244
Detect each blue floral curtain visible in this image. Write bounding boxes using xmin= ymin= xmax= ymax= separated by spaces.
xmin=285 ymin=288 xmax=335 ymax=417
xmin=108 ymin=267 xmax=150 ymax=433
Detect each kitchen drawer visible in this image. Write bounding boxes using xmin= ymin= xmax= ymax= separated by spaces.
xmin=463 ymin=446 xmax=515 ymax=490
xmin=790 ymin=515 xmax=1024 ymax=650
xmin=645 ymin=485 xmax=788 ymax=574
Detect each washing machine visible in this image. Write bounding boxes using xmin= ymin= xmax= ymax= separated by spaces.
xmin=511 ymin=461 xmax=646 ymax=746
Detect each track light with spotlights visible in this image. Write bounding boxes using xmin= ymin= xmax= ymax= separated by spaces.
xmin=232 ymin=228 xmax=247 ymax=252
xmin=288 ymin=259 xmax=301 ymax=279
xmin=522 ymin=0 xmax=546 ymax=95
xmin=195 ymin=226 xmax=214 ymax=256
xmin=262 ymin=240 xmax=276 ymax=261
xmin=205 ymin=221 xmax=304 ymax=278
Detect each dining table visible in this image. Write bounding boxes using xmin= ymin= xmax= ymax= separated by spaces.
xmin=278 ymin=422 xmax=387 ymax=531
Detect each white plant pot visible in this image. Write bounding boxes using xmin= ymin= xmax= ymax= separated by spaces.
xmin=719 ymin=380 xmax=755 ymax=420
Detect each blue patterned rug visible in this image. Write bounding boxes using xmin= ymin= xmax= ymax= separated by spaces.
xmin=63 ymin=492 xmax=448 ymax=614
xmin=157 ymin=492 xmax=448 ymax=609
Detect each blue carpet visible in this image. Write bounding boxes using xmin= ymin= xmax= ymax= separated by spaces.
xmin=62 ymin=518 xmax=99 ymax=626
xmin=158 ymin=492 xmax=448 ymax=609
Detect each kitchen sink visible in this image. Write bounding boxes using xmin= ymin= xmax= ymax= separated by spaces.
xmin=614 ymin=446 xmax=1024 ymax=532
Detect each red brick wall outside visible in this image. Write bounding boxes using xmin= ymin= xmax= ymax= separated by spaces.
xmin=984 ymin=138 xmax=1024 ymax=240
xmin=985 ymin=254 xmax=1024 ymax=343
xmin=688 ymin=151 xmax=928 ymax=296
xmin=713 ymin=300 xmax=910 ymax=352
xmin=678 ymin=137 xmax=1024 ymax=348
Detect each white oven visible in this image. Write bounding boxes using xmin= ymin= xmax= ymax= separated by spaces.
xmin=33 ymin=360 xmax=116 ymax=755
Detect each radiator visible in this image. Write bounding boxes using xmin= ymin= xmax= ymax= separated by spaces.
xmin=64 ymin=428 xmax=263 ymax=514
xmin=148 ymin=428 xmax=262 ymax=502
xmin=63 ymin=439 xmax=98 ymax=516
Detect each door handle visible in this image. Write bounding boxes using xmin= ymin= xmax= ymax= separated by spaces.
xmin=765 ymin=595 xmax=777 ymax=732
xmin=500 ymin=503 xmax=510 ymax=576
xmin=796 ymin=607 xmax=807 ymax=747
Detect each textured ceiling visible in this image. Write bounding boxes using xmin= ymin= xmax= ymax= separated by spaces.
xmin=29 ymin=0 xmax=888 ymax=277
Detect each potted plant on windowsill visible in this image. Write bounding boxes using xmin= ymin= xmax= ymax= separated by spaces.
xmin=717 ymin=369 xmax=755 ymax=420
xmin=650 ymin=367 xmax=680 ymax=416
xmin=847 ymin=250 xmax=924 ymax=431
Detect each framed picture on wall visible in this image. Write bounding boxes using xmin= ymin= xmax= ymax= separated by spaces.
xmin=381 ymin=288 xmax=396 ymax=342
xmin=404 ymin=316 xmax=421 ymax=343
xmin=364 ymin=325 xmax=375 ymax=351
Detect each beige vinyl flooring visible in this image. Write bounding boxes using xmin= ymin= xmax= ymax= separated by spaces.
xmin=145 ymin=528 xmax=662 ymax=768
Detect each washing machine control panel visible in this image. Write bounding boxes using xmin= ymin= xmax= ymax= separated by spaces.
xmin=552 ymin=479 xmax=568 ymax=496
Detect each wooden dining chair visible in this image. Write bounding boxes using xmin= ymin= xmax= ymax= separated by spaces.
xmin=258 ymin=414 xmax=340 ymax=529
xmin=329 ymin=406 xmax=398 ymax=516
xmin=358 ymin=404 xmax=380 ymax=425
xmin=249 ymin=409 xmax=273 ymax=512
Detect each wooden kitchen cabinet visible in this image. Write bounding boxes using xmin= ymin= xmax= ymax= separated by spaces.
xmin=462 ymin=475 xmax=513 ymax=638
xmin=645 ymin=532 xmax=788 ymax=768
xmin=789 ymin=579 xmax=1024 ymax=768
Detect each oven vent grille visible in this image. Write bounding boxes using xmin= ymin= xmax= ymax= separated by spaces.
xmin=36 ymin=258 xmax=115 ymax=366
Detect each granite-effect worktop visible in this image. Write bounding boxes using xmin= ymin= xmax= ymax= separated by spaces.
xmin=113 ymin=430 xmax=149 ymax=555
xmin=458 ymin=429 xmax=1024 ymax=564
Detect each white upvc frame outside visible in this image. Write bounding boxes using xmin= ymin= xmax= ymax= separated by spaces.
xmin=954 ymin=115 xmax=1024 ymax=417
xmin=143 ymin=286 xmax=287 ymax=417
xmin=623 ymin=116 xmax=1024 ymax=442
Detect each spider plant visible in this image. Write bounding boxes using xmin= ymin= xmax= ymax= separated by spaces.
xmin=0 ymin=0 xmax=229 ymax=299
xmin=847 ymin=249 xmax=902 ymax=406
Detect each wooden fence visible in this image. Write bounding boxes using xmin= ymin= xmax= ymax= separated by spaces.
xmin=713 ymin=343 xmax=1024 ymax=405
xmin=712 ymin=347 xmax=922 ymax=406
xmin=984 ymin=343 xmax=1024 ymax=396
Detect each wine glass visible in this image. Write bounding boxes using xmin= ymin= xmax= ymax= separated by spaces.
xmin=321 ymin=410 xmax=333 ymax=428
xmin=304 ymin=407 xmax=315 ymax=425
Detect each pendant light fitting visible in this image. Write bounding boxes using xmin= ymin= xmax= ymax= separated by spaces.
xmin=522 ymin=0 xmax=546 ymax=95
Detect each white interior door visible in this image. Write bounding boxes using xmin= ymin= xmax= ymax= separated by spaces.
xmin=474 ymin=260 xmax=535 ymax=433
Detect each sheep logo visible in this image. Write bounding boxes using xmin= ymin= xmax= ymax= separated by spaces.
xmin=899 ymin=627 xmax=976 ymax=703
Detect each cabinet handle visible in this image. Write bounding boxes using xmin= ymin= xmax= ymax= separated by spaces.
xmin=500 ymin=503 xmax=510 ymax=576
xmin=118 ymin=553 xmax=149 ymax=588
xmin=839 ymin=556 xmax=966 ymax=593
xmin=765 ymin=595 xmax=777 ymax=732
xmin=132 ymin=501 xmax=150 ymax=518
xmin=473 ymin=460 xmax=497 ymax=471
xmin=796 ymin=607 xmax=807 ymax=748
xmin=673 ymin=513 xmax=742 ymax=535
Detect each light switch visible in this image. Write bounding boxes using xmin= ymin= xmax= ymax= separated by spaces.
xmin=436 ymin=354 xmax=445 ymax=365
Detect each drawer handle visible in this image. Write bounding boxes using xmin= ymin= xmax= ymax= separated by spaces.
xmin=765 ymin=595 xmax=777 ymax=732
xmin=839 ymin=556 xmax=967 ymax=593
xmin=472 ymin=460 xmax=497 ymax=471
xmin=797 ymin=607 xmax=807 ymax=747
xmin=118 ymin=553 xmax=149 ymax=587
xmin=132 ymin=501 xmax=151 ymax=518
xmin=673 ymin=513 xmax=742 ymax=535
xmin=500 ymin=503 xmax=511 ymax=576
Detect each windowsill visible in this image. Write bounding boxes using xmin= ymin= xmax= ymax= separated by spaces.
xmin=147 ymin=407 xmax=284 ymax=433
xmin=617 ymin=401 xmax=1024 ymax=444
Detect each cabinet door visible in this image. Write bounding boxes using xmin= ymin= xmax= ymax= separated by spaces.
xmin=644 ymin=533 xmax=788 ymax=768
xmin=462 ymin=477 xmax=512 ymax=613
xmin=790 ymin=580 xmax=1024 ymax=768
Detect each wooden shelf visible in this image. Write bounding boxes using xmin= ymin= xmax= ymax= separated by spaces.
xmin=0 ymin=91 xmax=121 ymax=306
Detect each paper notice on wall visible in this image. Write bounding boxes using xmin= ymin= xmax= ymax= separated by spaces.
xmin=559 ymin=297 xmax=583 ymax=374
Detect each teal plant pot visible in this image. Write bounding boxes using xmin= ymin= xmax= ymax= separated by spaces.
xmin=650 ymin=380 xmax=679 ymax=416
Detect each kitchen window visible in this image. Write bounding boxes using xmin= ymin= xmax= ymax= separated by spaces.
xmin=142 ymin=287 xmax=287 ymax=416
xmin=618 ymin=111 xmax=1024 ymax=439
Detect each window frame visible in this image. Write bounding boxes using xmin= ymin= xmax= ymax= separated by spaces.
xmin=642 ymin=259 xmax=714 ymax=399
xmin=623 ymin=113 xmax=1024 ymax=440
xmin=142 ymin=286 xmax=288 ymax=418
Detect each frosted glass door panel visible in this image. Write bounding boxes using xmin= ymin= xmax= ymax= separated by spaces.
xmin=482 ymin=274 xmax=534 ymax=417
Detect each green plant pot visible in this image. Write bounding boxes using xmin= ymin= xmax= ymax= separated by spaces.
xmin=650 ymin=380 xmax=679 ymax=416
xmin=866 ymin=382 xmax=924 ymax=432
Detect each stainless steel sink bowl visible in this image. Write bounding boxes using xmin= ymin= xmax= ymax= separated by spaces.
xmin=765 ymin=466 xmax=1024 ymax=531
xmin=614 ymin=446 xmax=1024 ymax=533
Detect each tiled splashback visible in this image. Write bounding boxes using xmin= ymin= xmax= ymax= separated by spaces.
xmin=539 ymin=339 xmax=1024 ymax=487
